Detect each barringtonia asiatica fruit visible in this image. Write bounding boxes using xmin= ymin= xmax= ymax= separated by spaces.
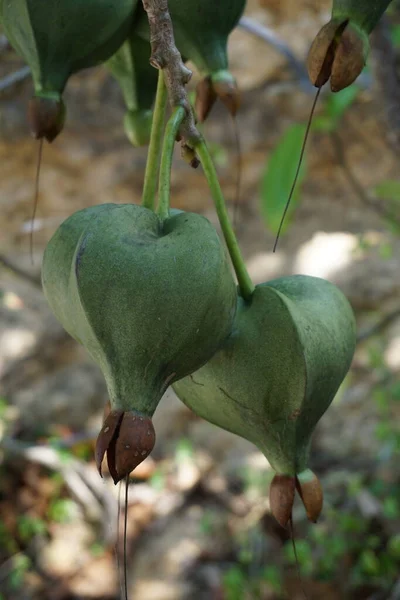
xmin=174 ymin=275 xmax=356 ymax=524
xmin=42 ymin=203 xmax=237 ymax=482
xmin=1 ymin=0 xmax=138 ymax=140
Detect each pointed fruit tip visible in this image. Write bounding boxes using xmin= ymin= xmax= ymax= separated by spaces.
xmin=296 ymin=470 xmax=323 ymax=523
xmin=195 ymin=77 xmax=217 ymax=123
xmin=307 ymin=19 xmax=367 ymax=92
xmin=114 ymin=413 xmax=156 ymax=483
xmin=269 ymin=474 xmax=296 ymax=528
xmin=330 ymin=23 xmax=369 ymax=92
xmin=95 ymin=410 xmax=123 ymax=477
xmin=213 ymin=79 xmax=241 ymax=117
xmin=27 ymin=96 xmax=66 ymax=142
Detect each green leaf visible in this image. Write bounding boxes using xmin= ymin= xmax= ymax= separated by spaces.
xmin=222 ymin=566 xmax=246 ymax=600
xmin=359 ymin=549 xmax=380 ymax=576
xmin=374 ymin=179 xmax=400 ymax=202
xmin=260 ymin=123 xmax=307 ymax=236
xmin=17 ymin=515 xmax=47 ymax=542
xmin=324 ymin=85 xmax=360 ymax=122
xmin=388 ymin=534 xmax=400 ymax=558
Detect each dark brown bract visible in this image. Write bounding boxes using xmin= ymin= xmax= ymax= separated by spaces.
xmin=95 ymin=410 xmax=156 ymax=484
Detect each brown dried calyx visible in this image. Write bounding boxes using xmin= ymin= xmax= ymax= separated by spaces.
xmin=307 ymin=19 xmax=369 ymax=92
xmin=27 ymin=96 xmax=66 ymax=142
xmin=95 ymin=407 xmax=156 ymax=484
xmin=195 ymin=75 xmax=241 ymax=123
xmin=269 ymin=470 xmax=323 ymax=528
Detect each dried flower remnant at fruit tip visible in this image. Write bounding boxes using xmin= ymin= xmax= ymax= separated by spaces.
xmin=307 ymin=19 xmax=368 ymax=92
xmin=95 ymin=410 xmax=156 ymax=484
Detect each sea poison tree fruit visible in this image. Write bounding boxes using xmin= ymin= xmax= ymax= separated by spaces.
xmin=174 ymin=275 xmax=356 ymax=524
xmin=42 ymin=204 xmax=236 ymax=482
xmin=308 ymin=0 xmax=392 ymax=92
xmin=106 ymin=33 xmax=158 ymax=147
xmin=1 ymin=0 xmax=138 ymax=140
xmin=135 ymin=0 xmax=246 ymax=120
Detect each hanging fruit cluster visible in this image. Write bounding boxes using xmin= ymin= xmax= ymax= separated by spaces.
xmin=0 ymin=0 xmax=244 ymax=144
xmin=2 ymin=0 xmax=393 ymax=530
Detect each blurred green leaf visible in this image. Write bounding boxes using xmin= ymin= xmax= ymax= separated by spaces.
xmin=9 ymin=555 xmax=31 ymax=590
xmin=313 ymin=85 xmax=360 ymax=134
xmin=174 ymin=438 xmax=194 ymax=461
xmin=383 ymin=497 xmax=400 ymax=520
xmin=261 ymin=565 xmax=282 ymax=592
xmin=17 ymin=515 xmax=47 ymax=542
xmin=47 ymin=498 xmax=76 ymax=523
xmin=90 ymin=542 xmax=106 ymax=557
xmin=222 ymin=566 xmax=246 ymax=600
xmin=390 ymin=382 xmax=400 ymax=401
xmin=388 ymin=534 xmax=400 ymax=559
xmin=324 ymin=85 xmax=360 ymax=122
xmin=359 ymin=549 xmax=380 ymax=576
xmin=374 ymin=180 xmax=400 ymax=202
xmin=284 ymin=539 xmax=313 ymax=576
xmin=390 ymin=23 xmax=400 ymax=47
xmin=260 ymin=123 xmax=307 ymax=236
xmin=149 ymin=469 xmax=166 ymax=491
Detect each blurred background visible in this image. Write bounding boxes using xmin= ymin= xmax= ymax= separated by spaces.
xmin=1 ymin=0 xmax=400 ymax=598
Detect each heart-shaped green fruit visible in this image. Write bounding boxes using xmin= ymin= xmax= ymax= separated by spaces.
xmin=42 ymin=203 xmax=237 ymax=482
xmin=173 ymin=275 xmax=356 ymax=476
xmin=42 ymin=203 xmax=237 ymax=416
xmin=106 ymin=33 xmax=157 ymax=147
xmin=2 ymin=0 xmax=138 ymax=140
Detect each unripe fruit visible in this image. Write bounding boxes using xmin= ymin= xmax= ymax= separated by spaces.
xmin=42 ymin=204 xmax=237 ymax=480
xmin=174 ymin=275 xmax=356 ymax=519
xmin=2 ymin=0 xmax=138 ymax=139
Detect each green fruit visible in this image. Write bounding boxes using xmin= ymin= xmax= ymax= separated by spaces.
xmin=42 ymin=203 xmax=237 ymax=418
xmin=332 ymin=0 xmax=393 ymax=34
xmin=106 ymin=33 xmax=158 ymax=147
xmin=2 ymin=0 xmax=138 ymax=139
xmin=174 ymin=275 xmax=356 ymax=475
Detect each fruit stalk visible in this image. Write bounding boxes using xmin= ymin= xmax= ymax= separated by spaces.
xmin=158 ymin=106 xmax=185 ymax=221
xmin=141 ymin=0 xmax=200 ymax=149
xmin=141 ymin=70 xmax=168 ymax=210
xmin=195 ymin=140 xmax=255 ymax=301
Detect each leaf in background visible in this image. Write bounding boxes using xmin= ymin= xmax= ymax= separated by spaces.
xmin=374 ymin=179 xmax=400 ymax=202
xmin=313 ymin=85 xmax=360 ymax=133
xmin=260 ymin=123 xmax=307 ymax=236
xmin=324 ymin=84 xmax=360 ymax=122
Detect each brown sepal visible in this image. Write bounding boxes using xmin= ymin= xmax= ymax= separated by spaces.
xmin=307 ymin=19 xmax=345 ymax=88
xmin=103 ymin=400 xmax=112 ymax=421
xmin=195 ymin=77 xmax=217 ymax=123
xmin=95 ymin=410 xmax=156 ymax=485
xmin=27 ymin=96 xmax=65 ymax=142
xmin=269 ymin=474 xmax=296 ymax=528
xmin=296 ymin=471 xmax=324 ymax=523
xmin=307 ymin=19 xmax=366 ymax=92
xmin=330 ymin=23 xmax=366 ymax=92
xmin=95 ymin=410 xmax=123 ymax=478
xmin=213 ymin=79 xmax=241 ymax=117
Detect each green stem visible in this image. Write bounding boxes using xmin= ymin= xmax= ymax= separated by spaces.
xmin=141 ymin=71 xmax=168 ymax=211
xmin=195 ymin=139 xmax=255 ymax=301
xmin=157 ymin=106 xmax=185 ymax=221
